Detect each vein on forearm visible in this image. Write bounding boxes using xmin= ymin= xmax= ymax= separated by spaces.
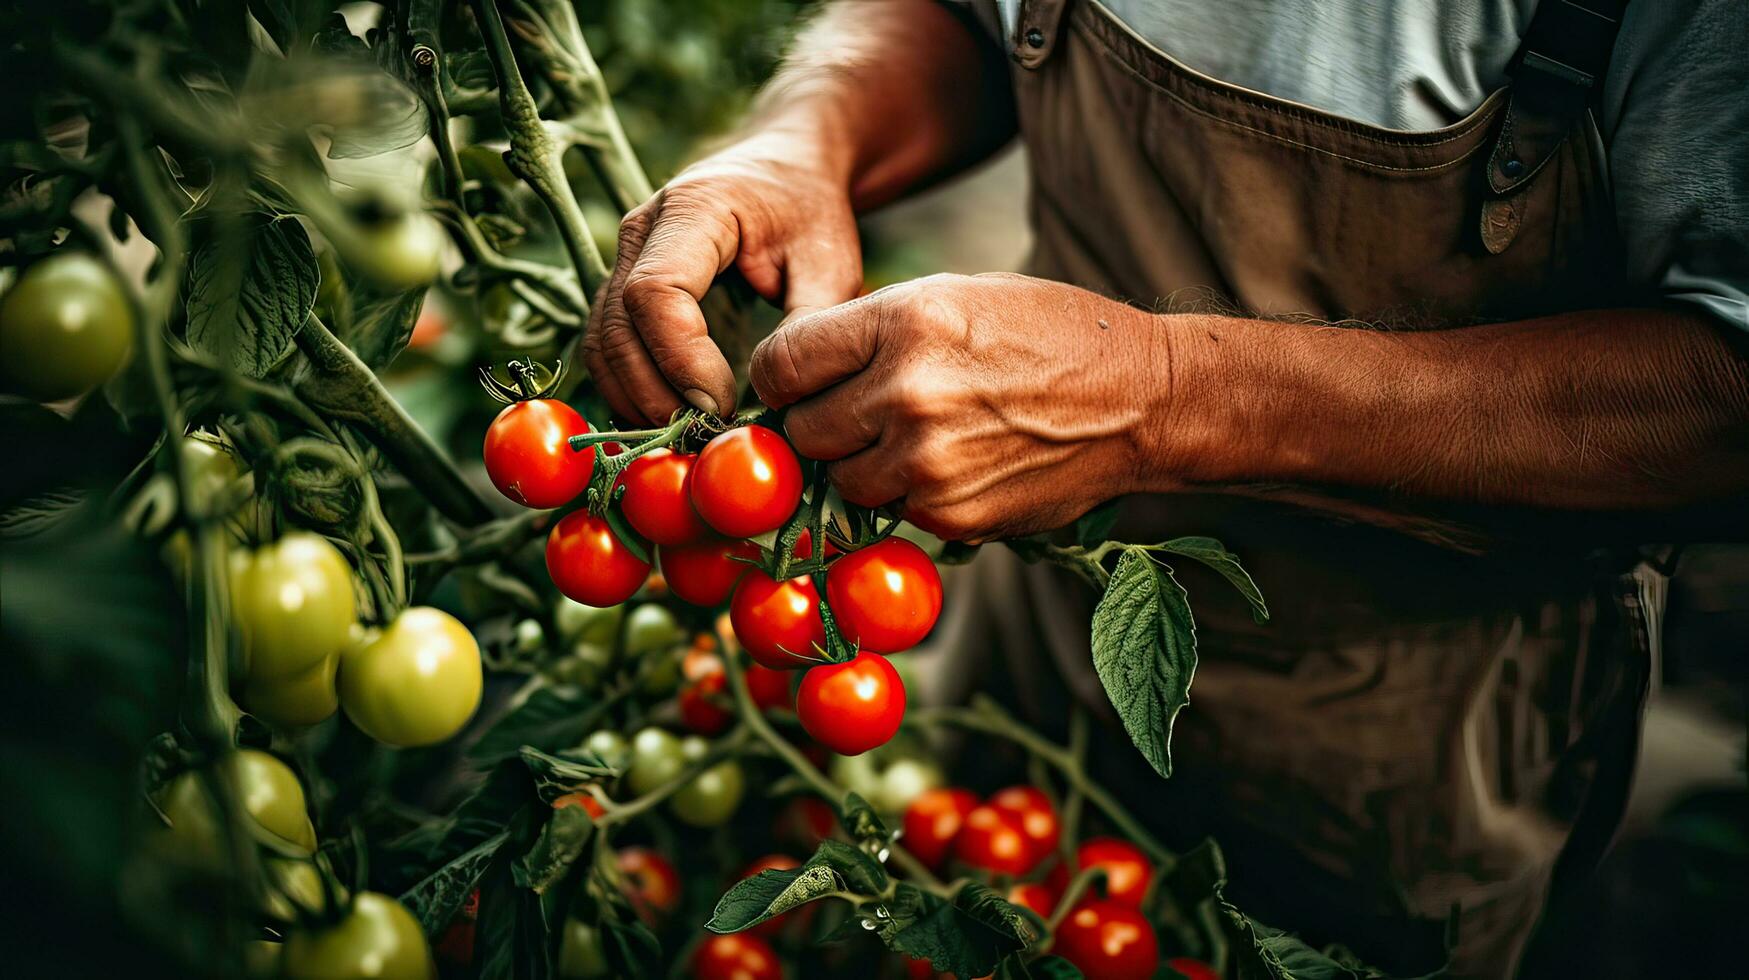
xmin=1170 ymin=309 xmax=1749 ymax=511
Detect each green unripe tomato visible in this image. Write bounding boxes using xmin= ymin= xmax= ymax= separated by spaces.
xmin=636 ymin=646 xmax=684 ymax=697
xmin=339 ymin=607 xmax=482 ymax=747
xmin=262 ymin=858 xmax=345 ymax=923
xmin=512 ymin=618 xmax=545 ymax=656
xmin=0 ymin=251 xmax=134 ymax=402
xmin=555 ymin=599 xmax=623 ymax=646
xmin=624 ymin=727 xmax=684 ymax=796
xmin=557 ymin=919 xmax=610 ymax=979
xmin=244 ymin=940 xmax=283 ymax=979
xmin=670 ymin=736 xmax=744 ymax=827
xmin=549 ymin=640 xmax=616 ymax=689
xmin=828 ymin=752 xmax=885 ymax=805
xmin=182 ymin=434 xmax=243 ymax=515
xmin=280 ymin=891 xmax=434 ymax=980
xmin=242 ymin=654 xmax=340 ymax=728
xmin=159 ymin=749 xmax=318 ymax=861
xmin=872 ymin=757 xmax=946 ymax=814
xmin=231 ymin=533 xmax=358 ymax=682
xmin=623 ymin=603 xmax=684 ymax=658
xmin=344 ymin=210 xmax=445 ymax=291
xmin=579 ymin=729 xmax=630 ymax=769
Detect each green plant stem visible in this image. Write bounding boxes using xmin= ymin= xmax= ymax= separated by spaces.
xmin=406 ymin=509 xmax=548 ymax=566
xmin=1043 ymin=866 xmax=1107 ymax=940
xmin=908 ymin=697 xmax=1176 ymax=870
xmin=293 ymin=314 xmax=493 ymax=525
xmin=471 ymin=0 xmax=610 ymax=298
xmin=717 ymin=632 xmax=949 ymax=894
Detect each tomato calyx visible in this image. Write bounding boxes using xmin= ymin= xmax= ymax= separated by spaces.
xmin=478 ymin=356 xmax=566 ymax=404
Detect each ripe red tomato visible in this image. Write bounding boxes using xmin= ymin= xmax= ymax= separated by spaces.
xmin=795 ymin=652 xmax=905 ymax=756
xmin=1055 ymin=837 xmax=1153 ymax=908
xmin=774 ymin=796 xmax=836 ymax=849
xmin=679 ymin=670 xmax=733 ymax=735
xmin=953 ymin=804 xmax=1037 ymax=876
xmin=615 ymin=847 xmax=680 ymax=923
xmin=484 ymin=400 xmax=594 ymax=509
xmin=744 ymin=661 xmax=795 ymax=712
xmin=824 ymin=538 xmax=942 ymax=653
xmin=432 ymin=887 xmax=480 ymax=970
xmin=730 ymin=571 xmax=825 ymax=669
xmin=902 ymin=788 xmax=979 ymax=868
xmin=552 ymin=792 xmax=605 ymax=818
xmin=1168 ymin=959 xmax=1221 ymax=980
xmin=690 ymin=426 xmax=802 ymax=538
xmin=1007 ymin=882 xmax=1058 ymax=920
xmin=546 ymin=511 xmax=649 ymax=607
xmin=660 ymin=538 xmax=759 ymax=607
xmin=989 ymin=786 xmax=1060 ymax=865
xmin=739 ymin=855 xmax=803 ymax=938
xmin=1052 ymin=900 xmax=1159 ymax=980
xmin=691 ymin=933 xmax=783 ymax=980
xmin=617 ymin=448 xmax=710 ymax=546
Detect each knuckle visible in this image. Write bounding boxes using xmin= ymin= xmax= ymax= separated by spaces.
xmin=752 ymin=330 xmax=804 ymax=403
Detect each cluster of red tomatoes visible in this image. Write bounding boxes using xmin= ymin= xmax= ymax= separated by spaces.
xmin=483 ymin=399 xmax=944 ymax=757
xmin=901 ymin=786 xmax=1212 ymax=980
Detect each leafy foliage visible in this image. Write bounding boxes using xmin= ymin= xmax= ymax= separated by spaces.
xmin=1090 ymin=548 xmax=1199 ymax=778
xmin=184 ymin=215 xmax=320 ymax=377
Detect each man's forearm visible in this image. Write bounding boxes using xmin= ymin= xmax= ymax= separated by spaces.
xmin=749 ymin=0 xmax=1016 ymax=210
xmin=1152 ymin=309 xmax=1749 ymax=511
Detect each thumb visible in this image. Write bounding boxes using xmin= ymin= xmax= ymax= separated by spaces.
xmin=780 ymin=232 xmax=864 ymax=321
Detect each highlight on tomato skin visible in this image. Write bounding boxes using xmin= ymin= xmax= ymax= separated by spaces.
xmin=616 ymin=447 xmax=711 ymax=546
xmin=1051 ymin=899 xmax=1160 ymax=980
xmin=659 ymin=537 xmax=761 ymax=607
xmin=902 ymin=787 xmax=980 ymax=868
xmin=795 ymin=651 xmax=906 ymax=756
xmin=730 ymin=570 xmax=827 ymax=669
xmin=483 ymin=399 xmax=595 ymax=509
xmin=689 ymin=425 xmax=804 ymax=538
xmin=824 ymin=537 xmax=943 ymax=654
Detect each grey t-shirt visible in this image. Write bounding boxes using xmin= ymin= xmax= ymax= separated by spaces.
xmin=986 ymin=0 xmax=1748 ymax=334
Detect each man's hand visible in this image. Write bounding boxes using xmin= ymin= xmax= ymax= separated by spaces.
xmin=750 ymin=273 xmax=1172 ymax=542
xmin=584 ymin=132 xmax=862 ymax=425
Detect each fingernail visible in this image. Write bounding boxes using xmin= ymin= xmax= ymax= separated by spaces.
xmin=683 ymin=388 xmax=720 ymax=416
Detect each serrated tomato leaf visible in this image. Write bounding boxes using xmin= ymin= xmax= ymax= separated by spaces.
xmin=399 ymin=829 xmax=508 ymax=933
xmin=184 ymin=214 xmax=318 ymax=378
xmin=883 ymin=882 xmax=1036 ymax=978
xmin=706 ymin=838 xmax=887 ymax=933
xmin=512 ymin=804 xmax=595 ymax=894
xmin=1089 ymin=548 xmax=1197 ymax=779
xmin=1155 ymin=536 xmax=1269 ymax=623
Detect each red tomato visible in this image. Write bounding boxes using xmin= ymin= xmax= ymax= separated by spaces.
xmin=739 ymin=854 xmax=803 ymax=938
xmin=617 ymin=448 xmax=710 ymax=546
xmin=690 ymin=426 xmax=802 ymax=538
xmin=774 ymin=796 xmax=836 ymax=849
xmin=552 ymin=791 xmax=605 ymax=818
xmin=679 ymin=670 xmax=733 ymax=735
xmin=953 ymin=805 xmax=1036 ymax=876
xmin=1055 ymin=837 xmax=1153 ymax=908
xmin=793 ymin=528 xmax=840 ymax=562
xmin=1007 ymin=882 xmax=1058 ymax=920
xmin=729 ymin=571 xmax=825 ymax=669
xmin=691 ymin=933 xmax=783 ymax=980
xmin=483 ymin=400 xmax=594 ymax=509
xmin=433 ymin=886 xmax=479 ymax=969
xmin=1052 ymin=900 xmax=1159 ymax=980
xmin=546 ymin=511 xmax=649 ymax=607
xmin=660 ymin=538 xmax=759 ymax=607
xmin=989 ymin=786 xmax=1060 ymax=865
xmin=616 ymin=847 xmax=680 ymax=923
xmin=824 ymin=538 xmax=942 ymax=653
xmin=744 ymin=661 xmax=795 ymax=712
xmin=902 ymin=788 xmax=979 ymax=868
xmin=1168 ymin=959 xmax=1221 ymax=980
xmin=795 ymin=652 xmax=905 ymax=756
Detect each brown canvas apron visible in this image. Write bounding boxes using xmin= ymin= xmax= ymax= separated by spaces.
xmin=928 ymin=2 xmax=1661 ymax=976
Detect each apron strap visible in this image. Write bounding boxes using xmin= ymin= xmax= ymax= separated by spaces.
xmin=1011 ymin=0 xmax=1071 ymax=69
xmin=1481 ymin=0 xmax=1629 ymax=252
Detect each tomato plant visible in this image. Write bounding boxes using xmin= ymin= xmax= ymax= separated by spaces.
xmin=903 ymin=787 xmax=979 ymax=868
xmin=659 ymin=537 xmax=759 ymax=607
xmin=1051 ymin=900 xmax=1160 ymax=980
xmin=230 ymin=533 xmax=358 ymax=682
xmin=483 ymin=399 xmax=595 ymax=509
xmin=796 ymin=652 xmax=906 ymax=756
xmin=546 ymin=510 xmax=651 ymax=607
xmin=1168 ymin=958 xmax=1222 ymax=980
xmin=617 ymin=448 xmax=710 ymax=545
xmin=692 ymin=933 xmax=784 ymax=980
xmin=825 ymin=537 xmax=942 ymax=653
xmin=0 ymin=251 xmax=134 ymax=402
xmin=671 ymin=735 xmax=746 ymax=826
xmin=159 ymin=750 xmax=317 ymax=861
xmin=616 ymin=846 xmax=683 ymax=923
xmin=989 ymin=785 xmax=1061 ymax=866
xmin=338 ymin=607 xmax=483 ymax=747
xmin=689 ymin=426 xmax=803 ymax=537
xmin=1051 ymin=836 xmax=1153 ymax=908
xmin=730 ymin=570 xmax=826 ymax=668
xmin=953 ymin=804 xmax=1037 ymax=877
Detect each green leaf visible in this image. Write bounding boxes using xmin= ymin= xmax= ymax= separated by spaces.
xmin=184 ymin=215 xmax=319 ymax=378
xmin=840 ymin=791 xmax=889 ymax=844
xmin=1161 ymin=837 xmax=1228 ymax=911
xmin=998 ymin=955 xmax=1084 ymax=979
xmin=344 ymin=286 xmax=425 ymax=370
xmin=399 ymin=830 xmax=509 ymax=933
xmin=1156 ymin=536 xmax=1269 ymax=623
xmin=883 ymin=882 xmax=1036 ymax=978
xmin=1090 ymin=548 xmax=1197 ymax=779
xmin=599 ymin=915 xmax=663 ymax=979
xmin=513 ymin=805 xmax=595 ymax=894
xmin=467 ymin=685 xmax=612 ymax=764
xmin=518 ymin=746 xmax=619 ymax=801
xmin=705 ymin=858 xmax=847 ymax=934
xmin=1073 ymin=500 xmax=1120 ymax=547
xmin=1221 ymin=891 xmax=1449 ymax=980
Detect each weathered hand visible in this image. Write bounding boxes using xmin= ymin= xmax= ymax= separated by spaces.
xmin=583 ymin=132 xmax=861 ymax=425
xmin=750 ymin=273 xmax=1171 ymax=542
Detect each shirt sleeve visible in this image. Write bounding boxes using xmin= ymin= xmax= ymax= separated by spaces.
xmin=1602 ymin=0 xmax=1749 ymax=335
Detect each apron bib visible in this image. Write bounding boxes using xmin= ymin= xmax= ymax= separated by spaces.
xmin=929 ymin=2 xmax=1658 ymax=976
